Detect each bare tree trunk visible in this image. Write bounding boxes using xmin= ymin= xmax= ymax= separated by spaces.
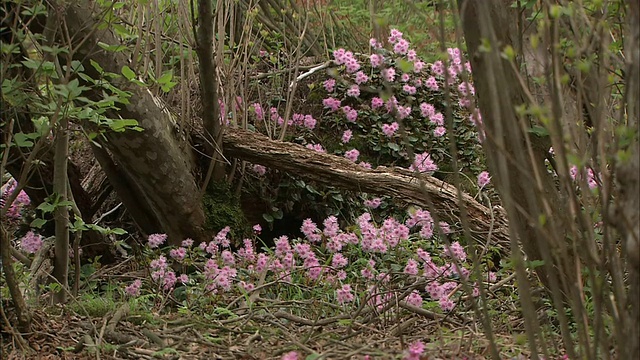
xmin=52 ymin=115 xmax=70 ymax=304
xmin=457 ymin=0 xmax=575 ymax=293
xmin=56 ymin=0 xmax=207 ymax=245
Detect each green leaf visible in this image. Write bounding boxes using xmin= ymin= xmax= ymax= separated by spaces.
xmin=157 ymin=70 xmax=173 ymax=84
xmin=121 ymin=66 xmax=136 ymax=81
xmin=111 ymin=228 xmax=127 ymax=235
xmin=30 ymin=218 xmax=47 ymax=228
xmin=90 ymin=59 xmax=104 ymax=74
xmin=98 ymin=42 xmax=128 ymax=53
xmin=37 ymin=202 xmax=56 ymax=213
xmin=387 ymin=142 xmax=400 ymax=151
xmin=262 ymin=213 xmax=274 ymax=223
xmin=13 ymin=133 xmax=34 ymax=147
xmin=528 ymin=125 xmax=549 ymax=137
xmin=396 ymin=59 xmax=414 ymax=73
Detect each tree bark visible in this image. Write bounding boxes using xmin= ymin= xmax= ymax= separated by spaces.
xmin=222 ymin=128 xmax=511 ymax=250
xmin=57 ymin=0 xmax=207 ymax=245
xmin=457 ymin=0 xmax=576 ymax=295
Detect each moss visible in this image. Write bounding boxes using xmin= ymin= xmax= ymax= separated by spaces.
xmin=202 ymin=181 xmax=250 ymax=244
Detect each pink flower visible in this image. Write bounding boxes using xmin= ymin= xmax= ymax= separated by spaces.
xmin=253 ymin=164 xmax=266 ymax=175
xmin=413 ymin=60 xmax=425 ymax=73
xmin=434 ymin=126 xmax=446 ymax=137
xmin=336 ymin=284 xmax=355 ymax=304
xmin=382 ymin=67 xmax=396 ymax=82
xmin=253 ymin=224 xmax=262 ymax=234
xmin=125 ymin=280 xmax=142 ymax=297
xmin=322 ymin=97 xmax=341 ymax=111
xmin=344 ymin=108 xmax=358 ymax=122
xmin=429 ymin=112 xmax=444 ymax=126
xmin=403 ymin=84 xmax=417 ymax=94
xmin=439 ymin=296 xmax=455 ymax=312
xmin=370 ymin=53 xmax=383 ymax=67
xmin=396 ymin=105 xmax=411 ymax=119
xmin=369 ymin=38 xmax=378 ymax=47
xmin=382 ymin=122 xmax=399 ymax=137
xmin=477 ymin=171 xmax=491 ymax=188
xmin=281 ymin=351 xmax=298 ymax=360
xmin=407 ymin=49 xmax=417 ymax=61
xmin=404 ymin=259 xmax=419 ymax=275
xmin=406 ymin=290 xmax=423 ymax=307
xmin=148 ymin=234 xmax=167 ymax=249
xmin=303 ymin=115 xmax=316 ymax=129
xmin=333 ymin=48 xmax=347 ymax=64
xmin=221 ymin=250 xmax=235 ymax=265
xmin=355 ymin=71 xmax=369 ymax=84
xmin=331 ymin=253 xmax=348 ymax=268
xmin=324 ymin=78 xmax=336 ymax=92
xmin=431 ymin=61 xmax=444 ymax=76
xmin=420 ymin=102 xmax=435 ymax=118
xmin=346 ymin=85 xmax=360 ymax=97
xmin=410 ymin=152 xmax=438 ymax=173
xmin=169 ymin=247 xmax=187 ymax=261
xmin=444 ymin=241 xmax=467 ymax=261
xmin=371 ymin=97 xmax=384 ymax=109
xmin=179 ymin=274 xmax=189 ymax=284
xmin=388 ymin=28 xmax=403 ymax=43
xmin=359 ymin=162 xmax=372 ymax=169
xmin=341 ymin=130 xmax=353 ymax=143
xmin=404 ymin=340 xmax=425 ymax=360
xmin=344 ymin=149 xmax=360 ymax=162
xmin=364 ymin=198 xmax=382 ymax=209
xmin=20 ymin=231 xmax=43 ymax=254
xmin=306 ymin=143 xmax=326 ymax=152
xmin=345 ymin=58 xmax=361 ymax=73
xmin=393 ymin=38 xmax=410 ymax=54
xmin=181 ymin=238 xmax=193 ymax=247
xmin=425 ymin=76 xmax=439 ymax=91
xmin=458 ymin=82 xmax=475 ymax=96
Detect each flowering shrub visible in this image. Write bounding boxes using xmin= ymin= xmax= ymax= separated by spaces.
xmin=125 ymin=208 xmax=499 ymax=318
xmin=242 ymin=29 xmax=491 ymax=225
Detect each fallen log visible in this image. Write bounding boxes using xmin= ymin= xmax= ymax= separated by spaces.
xmin=222 ymin=128 xmax=510 ymax=250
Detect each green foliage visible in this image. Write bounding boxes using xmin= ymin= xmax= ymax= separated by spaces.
xmin=202 ymin=181 xmax=250 ymax=242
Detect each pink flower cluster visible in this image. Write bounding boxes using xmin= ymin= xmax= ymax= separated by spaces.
xmin=253 ymin=164 xmax=267 ymax=176
xmin=1 ymin=179 xmax=31 ymax=219
xmin=21 ymin=231 xmax=43 ymax=254
xmin=148 ymin=233 xmax=167 ymax=249
xmin=403 ymin=340 xmax=425 ymax=360
xmin=363 ymin=198 xmax=381 ymax=209
xmin=382 ymin=122 xmax=399 ymax=137
xmin=333 ymin=48 xmax=360 ymax=73
xmin=322 ymin=97 xmax=341 ymax=111
xmin=344 ymin=149 xmax=360 ymax=162
xmin=409 ymin=152 xmax=438 ymax=173
xmin=477 ymin=171 xmax=491 ymax=188
xmin=569 ymin=165 xmax=599 ymax=190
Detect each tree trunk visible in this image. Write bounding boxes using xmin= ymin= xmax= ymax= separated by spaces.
xmin=457 ymin=0 xmax=575 ymax=294
xmin=57 ymin=0 xmax=207 ymax=245
xmin=223 ymin=128 xmax=511 ymax=251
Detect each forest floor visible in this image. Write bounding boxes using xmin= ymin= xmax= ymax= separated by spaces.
xmin=0 ymin=263 xmax=539 ymax=360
